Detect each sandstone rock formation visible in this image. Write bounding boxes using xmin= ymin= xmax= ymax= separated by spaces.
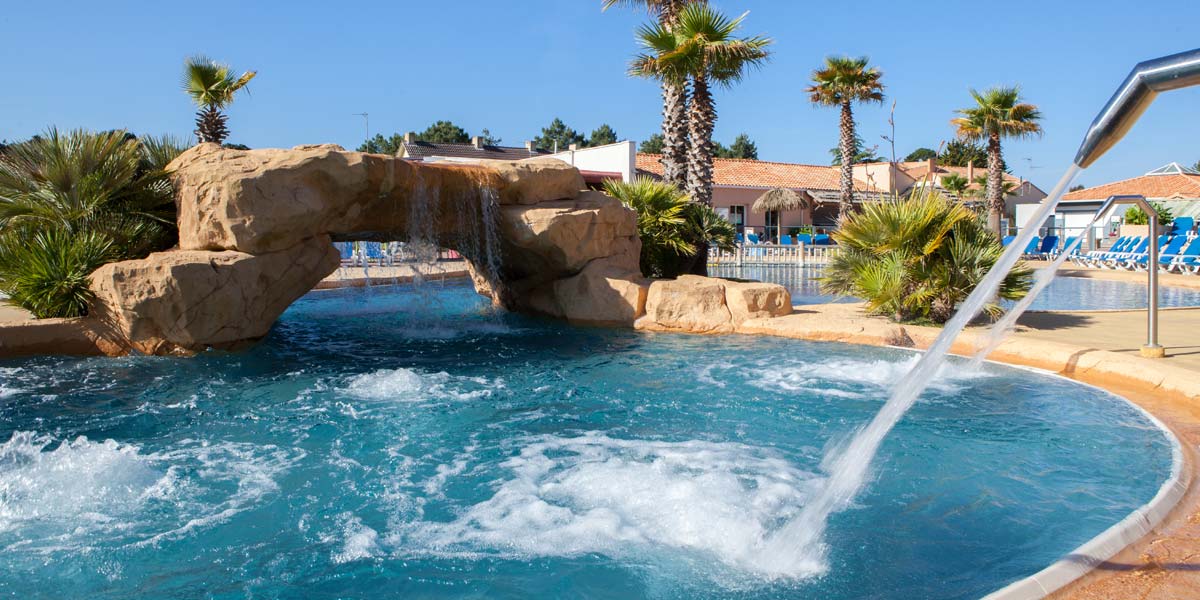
xmin=636 ymin=276 xmax=792 ymax=334
xmin=76 ymin=143 xmax=790 ymax=356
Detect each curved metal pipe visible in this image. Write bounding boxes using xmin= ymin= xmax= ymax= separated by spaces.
xmin=1074 ymin=48 xmax=1200 ymax=168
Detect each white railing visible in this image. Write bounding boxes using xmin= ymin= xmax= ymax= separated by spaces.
xmin=708 ymin=243 xmax=840 ymax=266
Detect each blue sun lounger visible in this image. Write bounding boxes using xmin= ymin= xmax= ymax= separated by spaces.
xmin=1164 ymin=236 xmax=1200 ymax=274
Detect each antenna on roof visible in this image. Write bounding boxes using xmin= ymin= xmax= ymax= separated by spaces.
xmin=352 ymin=113 xmax=369 ymax=142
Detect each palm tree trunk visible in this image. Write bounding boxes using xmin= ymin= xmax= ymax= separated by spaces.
xmin=195 ymin=105 xmax=229 ymax=145
xmin=986 ymin=131 xmax=1004 ymax=238
xmin=684 ymin=72 xmax=716 ymax=277
xmin=838 ymin=101 xmax=856 ymax=220
xmin=686 ymin=74 xmax=716 ymax=206
xmin=661 ymin=80 xmax=690 ymax=187
xmin=658 ymin=1 xmax=688 ymax=188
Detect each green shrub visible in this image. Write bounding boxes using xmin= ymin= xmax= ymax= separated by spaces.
xmin=1123 ymin=203 xmax=1173 ymax=226
xmin=821 ymin=188 xmax=1032 ymax=324
xmin=604 ymin=178 xmax=736 ymax=278
xmin=0 ymin=129 xmax=181 ymax=318
xmin=0 ymin=230 xmax=116 ymax=318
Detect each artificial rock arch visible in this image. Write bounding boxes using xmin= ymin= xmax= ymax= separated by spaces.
xmin=86 ymin=144 xmax=789 ymax=356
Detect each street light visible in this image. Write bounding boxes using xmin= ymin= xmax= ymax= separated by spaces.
xmin=352 ymin=113 xmax=369 ymax=142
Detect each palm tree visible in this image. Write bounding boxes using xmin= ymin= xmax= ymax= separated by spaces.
xmin=605 ymin=0 xmax=690 ymax=186
xmin=821 ymin=187 xmax=1031 ymax=324
xmin=940 ymin=173 xmax=969 ymax=199
xmin=182 ymin=56 xmax=257 ymax=145
xmin=806 ymin=56 xmax=885 ymax=220
xmin=632 ymin=5 xmax=771 ymax=207
xmin=604 ymin=177 xmax=736 ymax=278
xmin=951 ymin=86 xmax=1042 ymax=238
xmin=0 ymin=129 xmax=179 ymax=317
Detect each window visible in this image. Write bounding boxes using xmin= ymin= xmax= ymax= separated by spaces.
xmin=728 ymin=205 xmax=746 ymax=234
xmin=764 ymin=209 xmax=780 ymax=243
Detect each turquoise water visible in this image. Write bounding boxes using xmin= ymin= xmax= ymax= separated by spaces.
xmin=712 ymin=265 xmax=1200 ymax=310
xmin=0 ymin=282 xmax=1173 ymax=599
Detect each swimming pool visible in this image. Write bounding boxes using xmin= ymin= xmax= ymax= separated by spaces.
xmin=711 ymin=265 xmax=1200 ymax=310
xmin=0 ymin=283 xmax=1173 ymax=599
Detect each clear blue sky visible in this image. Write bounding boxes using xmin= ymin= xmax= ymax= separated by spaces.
xmin=2 ymin=0 xmax=1198 ymax=190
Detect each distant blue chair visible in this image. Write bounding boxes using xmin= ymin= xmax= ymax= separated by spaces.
xmin=1057 ymin=236 xmax=1081 ymax=258
xmin=1036 ymin=235 xmax=1059 ymax=259
xmin=335 ymin=242 xmax=354 ymax=261
xmin=813 ymin=234 xmax=832 ymax=245
xmin=1171 ymin=217 xmax=1195 ymax=237
xmin=747 ymin=233 xmax=761 ymax=244
xmin=1166 ymin=237 xmax=1200 ymax=274
xmin=796 ymin=234 xmax=813 ymax=246
xmin=735 ymin=233 xmax=745 ymax=244
xmin=364 ymin=242 xmax=387 ymax=265
xmin=1021 ymin=236 xmax=1041 ymax=257
xmin=780 ymin=234 xmax=794 ymax=245
xmin=1149 ymin=235 xmax=1190 ymax=270
xmin=1001 ymin=235 xmax=1016 ymax=247
xmin=1105 ymin=236 xmax=1150 ymax=269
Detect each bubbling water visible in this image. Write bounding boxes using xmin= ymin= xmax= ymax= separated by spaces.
xmin=761 ymin=166 xmax=1085 ymax=573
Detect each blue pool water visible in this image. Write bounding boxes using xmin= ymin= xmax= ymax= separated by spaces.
xmin=712 ymin=265 xmax=1200 ymax=310
xmin=0 ymin=282 xmax=1173 ymax=599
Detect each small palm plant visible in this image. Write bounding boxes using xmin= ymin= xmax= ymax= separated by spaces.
xmin=940 ymin=173 xmax=970 ymax=199
xmin=182 ymin=56 xmax=257 ymax=145
xmin=604 ymin=177 xmax=735 ymax=278
xmin=951 ymin=86 xmax=1042 ymax=238
xmin=807 ymin=56 xmax=885 ymax=219
xmin=0 ymin=129 xmax=180 ymax=318
xmin=821 ymin=188 xmax=1031 ymax=324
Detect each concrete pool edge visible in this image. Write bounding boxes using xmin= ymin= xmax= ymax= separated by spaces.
xmin=731 ymin=307 xmax=1200 ymax=599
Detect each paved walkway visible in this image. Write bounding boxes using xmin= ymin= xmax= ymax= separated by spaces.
xmin=1015 ymin=308 xmax=1200 ymax=371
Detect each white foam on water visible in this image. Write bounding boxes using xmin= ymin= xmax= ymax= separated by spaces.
xmin=0 ymin=368 xmax=24 ymax=398
xmin=0 ymin=432 xmax=303 ymax=552
xmin=747 ymin=355 xmax=989 ymax=398
xmin=331 ymin=513 xmax=382 ymax=564
xmin=393 ymin=434 xmax=827 ymax=584
xmin=341 ymin=368 xmax=502 ymax=403
xmin=0 ymin=432 xmax=168 ymax=537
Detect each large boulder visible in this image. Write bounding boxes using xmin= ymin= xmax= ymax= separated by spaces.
xmin=636 ymin=275 xmax=792 ymax=334
xmin=89 ymin=236 xmax=340 ymax=355
xmin=499 ymin=191 xmax=641 ymax=284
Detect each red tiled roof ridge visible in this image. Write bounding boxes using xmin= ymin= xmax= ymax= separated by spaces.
xmin=637 ymin=153 xmax=834 ymax=169
xmin=1063 ymin=172 xmax=1200 ymax=201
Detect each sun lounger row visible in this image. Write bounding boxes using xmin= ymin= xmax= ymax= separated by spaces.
xmin=1068 ymin=234 xmax=1200 ymax=274
xmin=735 ymin=233 xmax=835 ymax=246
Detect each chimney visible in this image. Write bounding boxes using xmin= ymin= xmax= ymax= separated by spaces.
xmin=967 ymin=163 xmax=975 ymax=180
xmin=404 ymin=132 xmax=415 ymax=144
xmin=472 ymin=136 xmax=485 ymax=149
xmin=925 ymin=157 xmax=936 ymax=173
xmin=525 ymin=140 xmax=535 ymax=153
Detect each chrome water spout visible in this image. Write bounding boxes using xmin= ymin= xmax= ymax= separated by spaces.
xmin=1075 ymin=48 xmax=1200 ymax=168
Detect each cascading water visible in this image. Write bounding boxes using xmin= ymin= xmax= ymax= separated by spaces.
xmin=477 ymin=185 xmax=504 ymax=288
xmin=763 ymin=47 xmax=1200 ymax=575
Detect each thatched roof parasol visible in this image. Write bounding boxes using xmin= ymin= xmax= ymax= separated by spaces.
xmin=752 ymin=188 xmax=813 ymax=213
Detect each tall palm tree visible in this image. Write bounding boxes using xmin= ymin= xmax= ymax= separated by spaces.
xmin=951 ymin=86 xmax=1042 ymax=238
xmin=605 ymin=0 xmax=691 ymax=186
xmin=806 ymin=56 xmax=885 ymax=220
xmin=182 ymin=56 xmax=257 ymax=145
xmin=632 ymin=5 xmax=771 ymax=207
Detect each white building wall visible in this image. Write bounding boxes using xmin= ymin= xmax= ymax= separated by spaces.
xmin=547 ymin=141 xmax=637 ymax=182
